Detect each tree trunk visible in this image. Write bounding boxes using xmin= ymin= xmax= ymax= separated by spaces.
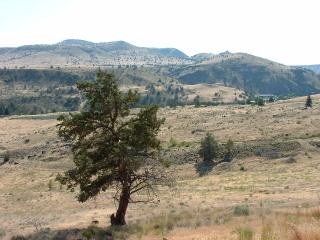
xmin=110 ymin=186 xmax=130 ymax=225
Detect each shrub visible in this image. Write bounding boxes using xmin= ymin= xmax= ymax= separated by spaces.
xmin=0 ymin=229 xmax=5 ymax=238
xmin=169 ymin=137 xmax=178 ymax=147
xmin=199 ymin=133 xmax=219 ymax=162
xmin=256 ymin=98 xmax=265 ymax=106
xmin=268 ymin=97 xmax=275 ymax=103
xmin=168 ymin=138 xmax=191 ymax=148
xmin=305 ymin=95 xmax=312 ymax=108
xmin=82 ymin=228 xmax=95 ymax=240
xmin=260 ymin=222 xmax=276 ymax=240
xmin=234 ymin=204 xmax=250 ymax=216
xmin=236 ymin=227 xmax=254 ymax=240
xmin=194 ymin=95 xmax=200 ymax=107
xmin=10 ymin=236 xmax=26 ymax=240
xmin=311 ymin=208 xmax=320 ymax=220
xmin=223 ymin=139 xmax=234 ymax=162
xmin=3 ymin=151 xmax=9 ymax=163
xmin=48 ymin=179 xmax=53 ymax=191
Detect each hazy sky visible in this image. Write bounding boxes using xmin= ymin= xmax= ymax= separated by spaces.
xmin=1 ymin=0 xmax=319 ymax=65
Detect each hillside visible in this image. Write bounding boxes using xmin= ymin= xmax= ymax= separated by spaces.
xmin=300 ymin=64 xmax=320 ymax=74
xmin=0 ymin=67 xmax=245 ymax=115
xmin=1 ymin=95 xmax=320 ymax=239
xmin=158 ymin=53 xmax=320 ymax=95
xmin=0 ymin=40 xmax=320 ymax=101
xmin=0 ymin=40 xmax=192 ymax=68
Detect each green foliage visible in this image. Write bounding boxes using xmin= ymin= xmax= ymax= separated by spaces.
xmin=0 ymin=68 xmax=82 ymax=86
xmin=246 ymin=97 xmax=254 ymax=105
xmin=0 ymin=228 xmax=5 ymax=238
xmin=268 ymin=96 xmax=275 ymax=102
xmin=82 ymin=228 xmax=96 ymax=240
xmin=223 ymin=139 xmax=234 ymax=162
xmin=234 ymin=204 xmax=250 ymax=216
xmin=199 ymin=133 xmax=219 ymax=162
xmin=164 ymin=59 xmax=320 ymax=96
xmin=48 ymin=179 xmax=53 ymax=191
xmin=56 ymin=71 xmax=166 ymax=225
xmin=138 ymin=83 xmax=186 ymax=108
xmin=168 ymin=137 xmax=191 ymax=148
xmin=240 ymin=165 xmax=246 ymax=171
xmin=169 ymin=137 xmax=178 ymax=147
xmin=236 ymin=227 xmax=255 ymax=240
xmin=3 ymin=151 xmax=9 ymax=163
xmin=261 ymin=223 xmax=276 ymax=240
xmin=256 ymin=97 xmax=265 ymax=106
xmin=0 ymin=95 xmax=80 ymax=115
xmin=10 ymin=236 xmax=26 ymax=240
xmin=194 ymin=95 xmax=200 ymax=107
xmin=305 ymin=94 xmax=312 ymax=108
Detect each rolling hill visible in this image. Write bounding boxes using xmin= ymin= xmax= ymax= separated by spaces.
xmin=300 ymin=64 xmax=320 ymax=74
xmin=158 ymin=53 xmax=320 ymax=95
xmin=0 ymin=39 xmax=320 ymax=105
xmin=0 ymin=39 xmax=192 ymax=68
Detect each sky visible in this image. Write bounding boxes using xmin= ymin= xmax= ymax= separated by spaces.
xmin=1 ymin=0 xmax=319 ymax=65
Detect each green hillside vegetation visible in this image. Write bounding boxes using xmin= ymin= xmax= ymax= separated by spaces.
xmin=0 ymin=67 xmax=181 ymax=115
xmin=300 ymin=64 xmax=320 ymax=74
xmin=159 ymin=53 xmax=320 ymax=96
xmin=1 ymin=51 xmax=320 ymax=115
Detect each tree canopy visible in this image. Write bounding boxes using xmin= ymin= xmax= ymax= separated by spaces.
xmin=56 ymin=70 xmax=166 ymax=225
xmin=305 ymin=95 xmax=312 ymax=108
xmin=199 ymin=133 xmax=219 ymax=162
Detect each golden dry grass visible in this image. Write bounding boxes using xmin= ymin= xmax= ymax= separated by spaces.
xmin=1 ymin=95 xmax=320 ymax=239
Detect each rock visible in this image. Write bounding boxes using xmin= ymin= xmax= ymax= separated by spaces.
xmin=283 ymin=156 xmax=296 ymax=164
xmin=214 ymin=162 xmax=231 ymax=171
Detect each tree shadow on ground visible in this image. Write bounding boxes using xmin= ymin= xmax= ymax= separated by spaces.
xmin=195 ymin=161 xmax=215 ymax=176
xmin=10 ymin=226 xmax=114 ymax=240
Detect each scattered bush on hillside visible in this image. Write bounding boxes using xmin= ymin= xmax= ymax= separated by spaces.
xmin=47 ymin=179 xmax=53 ymax=191
xmin=3 ymin=151 xmax=9 ymax=163
xmin=236 ymin=227 xmax=255 ymax=240
xmin=305 ymin=95 xmax=312 ymax=108
xmin=0 ymin=228 xmax=5 ymax=239
xmin=199 ymin=133 xmax=219 ymax=162
xmin=0 ymin=95 xmax=81 ymax=115
xmin=234 ymin=204 xmax=250 ymax=216
xmin=256 ymin=97 xmax=265 ymax=106
xmin=240 ymin=165 xmax=246 ymax=171
xmin=10 ymin=236 xmax=26 ymax=240
xmin=168 ymin=137 xmax=191 ymax=148
xmin=194 ymin=95 xmax=200 ymax=107
xmin=223 ymin=139 xmax=234 ymax=162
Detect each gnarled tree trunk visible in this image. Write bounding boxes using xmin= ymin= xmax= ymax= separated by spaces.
xmin=110 ymin=186 xmax=130 ymax=225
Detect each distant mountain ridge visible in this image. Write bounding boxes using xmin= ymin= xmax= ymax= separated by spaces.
xmin=162 ymin=53 xmax=320 ymax=95
xmin=299 ymin=65 xmax=320 ymax=74
xmin=0 ymin=39 xmax=192 ymax=68
xmin=0 ymin=39 xmax=319 ymax=96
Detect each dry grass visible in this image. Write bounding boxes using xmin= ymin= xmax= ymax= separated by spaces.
xmin=1 ymin=95 xmax=320 ymax=239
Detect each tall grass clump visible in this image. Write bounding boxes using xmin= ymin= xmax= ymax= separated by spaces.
xmin=234 ymin=204 xmax=250 ymax=216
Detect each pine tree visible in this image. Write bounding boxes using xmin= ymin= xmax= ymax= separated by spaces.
xmin=56 ymin=71 xmax=166 ymax=225
xmin=256 ymin=97 xmax=265 ymax=106
xmin=194 ymin=95 xmax=200 ymax=108
xmin=223 ymin=139 xmax=234 ymax=162
xmin=305 ymin=95 xmax=312 ymax=108
xmin=199 ymin=133 xmax=219 ymax=162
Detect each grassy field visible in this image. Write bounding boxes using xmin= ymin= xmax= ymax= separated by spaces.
xmin=1 ymin=95 xmax=320 ymax=239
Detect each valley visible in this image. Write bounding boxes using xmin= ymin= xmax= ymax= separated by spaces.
xmin=1 ymin=40 xmax=320 ymax=240
xmin=1 ymin=95 xmax=320 ymax=239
